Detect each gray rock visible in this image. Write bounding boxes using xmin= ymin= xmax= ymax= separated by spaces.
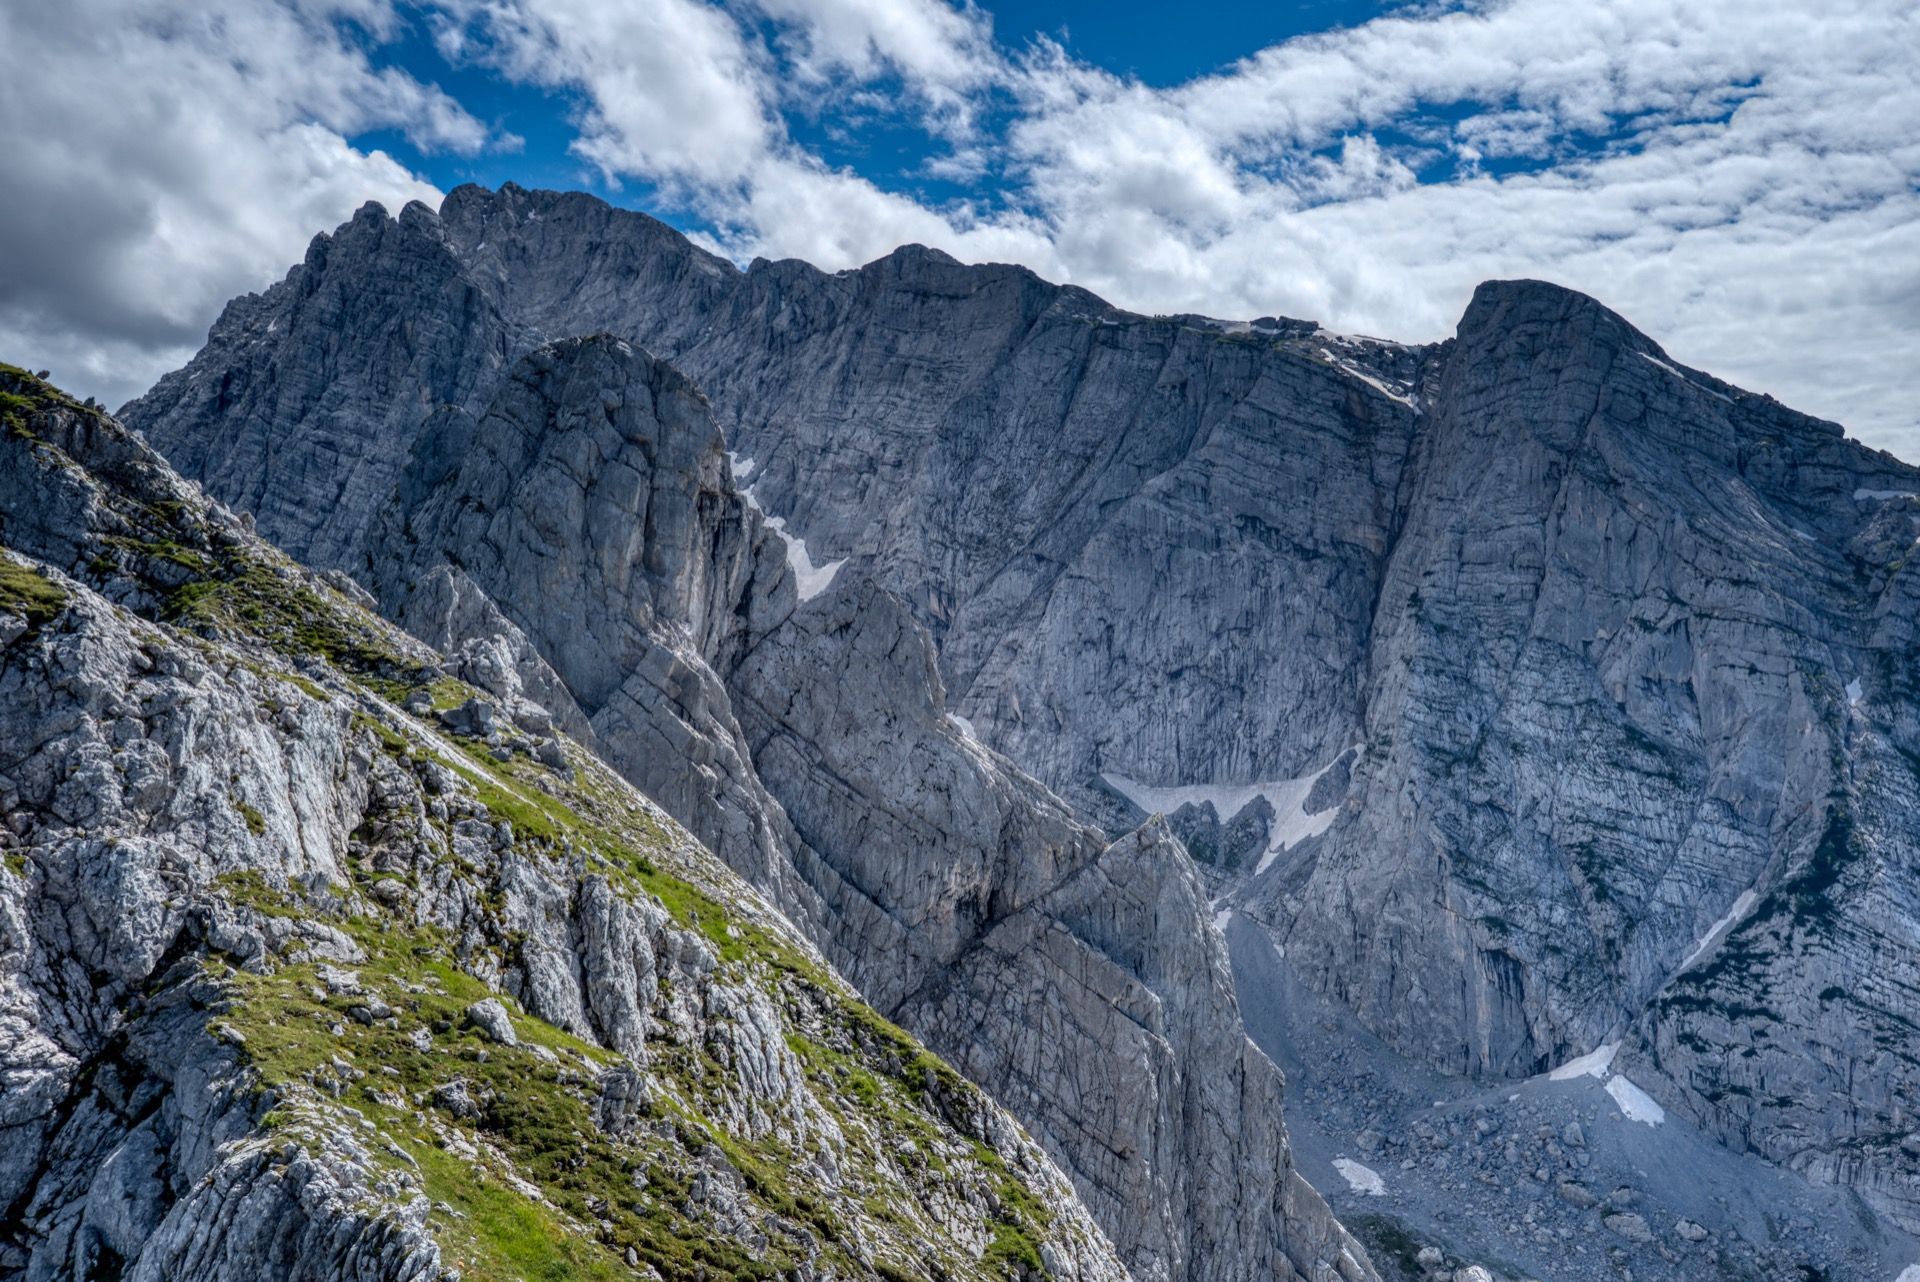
xmin=114 ymin=186 xmax=1920 ymax=1253
xmin=373 ymin=335 xmax=811 ymax=912
xmin=346 ymin=995 xmax=392 ymax=1024
xmin=1556 ymin=1181 xmax=1598 ymax=1209
xmin=464 ymin=998 xmax=517 ymax=1045
xmin=359 ymin=334 xmax=1375 ymax=1282
xmin=431 ymin=1079 xmax=487 ymax=1121
xmin=0 ymin=372 xmax=1133 ymax=1282
xmin=1603 ymin=1213 xmax=1652 ymax=1243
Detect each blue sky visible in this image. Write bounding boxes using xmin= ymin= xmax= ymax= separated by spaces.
xmin=2 ymin=0 xmax=1917 ymax=459
xmin=349 ymin=0 xmax=1422 ymax=224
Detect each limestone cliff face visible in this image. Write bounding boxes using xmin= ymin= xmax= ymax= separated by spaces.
xmin=363 ymin=335 xmax=1377 ymax=1282
xmin=1251 ymin=282 xmax=1920 ymax=1232
xmin=0 ymin=366 xmax=1132 ymax=1282
xmin=373 ymin=335 xmax=807 ymax=911
xmin=127 ymin=186 xmax=1418 ymax=835
xmin=119 ymin=185 xmax=1920 ymax=1238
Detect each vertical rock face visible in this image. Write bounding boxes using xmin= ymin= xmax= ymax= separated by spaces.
xmin=118 ymin=185 xmax=1920 ymax=1238
xmin=373 ymin=334 xmax=809 ymax=907
xmin=0 ymin=367 xmax=1134 ymax=1282
xmin=128 ymin=201 xmax=521 ymax=570
xmin=365 ymin=334 xmax=1378 ymax=1282
xmin=127 ymin=186 xmax=1420 ymax=833
xmin=1253 ymin=280 xmax=1920 ymax=1223
xmin=731 ymin=577 xmax=1370 ymax=1281
xmin=892 ymin=817 xmax=1365 ymax=1282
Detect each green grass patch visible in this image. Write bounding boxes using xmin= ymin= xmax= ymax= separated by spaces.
xmin=213 ymin=870 xmax=303 ymax=917
xmin=218 ymin=920 xmax=825 ymax=1282
xmin=165 ymin=555 xmax=418 ymax=675
xmin=233 ymin=797 xmax=267 ymax=836
xmin=0 ymin=556 xmax=67 ymax=628
xmin=197 ymin=674 xmax=1074 ymax=1282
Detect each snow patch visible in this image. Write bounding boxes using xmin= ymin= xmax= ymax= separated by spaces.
xmin=1848 ymin=678 xmax=1864 ymax=706
xmin=1318 ymin=347 xmax=1417 ymax=408
xmin=1548 ymin=1043 xmax=1618 ymax=1082
xmin=947 ymin=713 xmax=978 ymax=741
xmin=772 ymin=525 xmax=845 ymax=601
xmin=727 ymin=453 xmax=756 ymax=482
xmin=741 ymin=485 xmax=844 ymax=602
xmin=1213 ymin=907 xmax=1234 ymax=934
xmin=1332 ymin=1159 xmax=1385 ymax=1196
xmin=1102 ymin=755 xmax=1346 ymax=877
xmin=1606 ymin=1075 xmax=1666 ymax=1126
xmin=1893 ymin=1266 xmax=1920 ymax=1282
xmin=1678 ymin=890 xmax=1759 ymax=972
xmin=1639 ymin=352 xmax=1733 ymax=403
xmin=1856 ymin=488 xmax=1920 ymax=502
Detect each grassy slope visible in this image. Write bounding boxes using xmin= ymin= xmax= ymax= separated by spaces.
xmin=0 ymin=365 xmax=1079 ymax=1282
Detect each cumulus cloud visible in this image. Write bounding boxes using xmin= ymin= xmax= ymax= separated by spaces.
xmin=440 ymin=0 xmax=777 ymax=189
xmin=433 ymin=0 xmax=1920 ymax=454
xmin=0 ymin=0 xmax=499 ymax=407
xmin=749 ymin=0 xmax=999 ymax=99
xmin=435 ymin=0 xmax=1053 ymax=264
xmin=4 ymin=0 xmax=1917 ymax=457
xmin=998 ymin=0 xmax=1920 ymax=454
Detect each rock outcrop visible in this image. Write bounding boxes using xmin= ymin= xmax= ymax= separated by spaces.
xmin=118 ymin=185 xmax=1920 ymax=1243
xmin=364 ymin=334 xmax=1376 ymax=1282
xmin=1247 ymin=282 xmax=1920 ymax=1231
xmin=373 ymin=335 xmax=808 ymax=910
xmin=0 ymin=364 xmax=1131 ymax=1282
xmin=125 ymin=185 xmax=1421 ymax=834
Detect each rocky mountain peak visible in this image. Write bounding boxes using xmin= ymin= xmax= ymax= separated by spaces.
xmin=96 ymin=182 xmax=1920 ymax=1281
xmin=359 ymin=330 xmax=1377 ymax=1282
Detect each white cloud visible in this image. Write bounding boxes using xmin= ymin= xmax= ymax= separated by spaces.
xmin=458 ymin=0 xmax=1920 ymax=451
xmin=436 ymin=0 xmax=1052 ymax=266
xmin=442 ymin=0 xmax=777 ymax=189
xmin=0 ymin=0 xmax=490 ymax=407
xmin=5 ymin=0 xmax=1917 ymax=458
xmin=750 ymin=0 xmax=998 ymax=97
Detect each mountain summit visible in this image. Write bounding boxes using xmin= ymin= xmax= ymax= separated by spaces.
xmin=8 ymin=181 xmax=1915 ymax=1282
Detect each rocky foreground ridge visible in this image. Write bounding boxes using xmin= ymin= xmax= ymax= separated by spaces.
xmin=0 ymin=365 xmax=1168 ymax=1282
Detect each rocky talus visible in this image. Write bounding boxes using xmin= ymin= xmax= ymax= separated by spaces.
xmin=0 ymin=364 xmax=1132 ymax=1282
xmin=367 ymin=334 xmax=1375 ymax=1282
xmin=118 ymin=184 xmax=1920 ymax=1257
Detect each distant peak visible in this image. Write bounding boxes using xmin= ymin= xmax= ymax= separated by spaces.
xmin=1454 ymin=277 xmax=1644 ymax=356
xmin=887 ymin=243 xmax=961 ymax=266
xmin=1463 ymin=277 xmax=1609 ymax=321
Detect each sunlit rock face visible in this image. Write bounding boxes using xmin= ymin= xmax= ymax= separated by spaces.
xmin=122 ymin=182 xmax=1920 ymax=1264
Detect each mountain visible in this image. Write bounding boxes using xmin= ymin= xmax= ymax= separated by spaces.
xmin=109 ymin=183 xmax=1920 ymax=1279
xmin=0 ymin=365 xmax=1138 ymax=1282
xmin=358 ymin=331 xmax=1367 ymax=1282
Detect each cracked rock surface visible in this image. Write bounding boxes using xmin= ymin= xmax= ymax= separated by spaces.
xmin=0 ymin=367 xmax=1132 ymax=1282
xmin=118 ymin=182 xmax=1920 ymax=1269
xmin=361 ymin=334 xmax=1375 ymax=1282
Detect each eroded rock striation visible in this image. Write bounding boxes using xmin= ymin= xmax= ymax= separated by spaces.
xmin=362 ymin=333 xmax=1376 ymax=1282
xmin=0 ymin=365 xmax=1132 ymax=1282
xmin=118 ymin=184 xmax=1920 ymax=1249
